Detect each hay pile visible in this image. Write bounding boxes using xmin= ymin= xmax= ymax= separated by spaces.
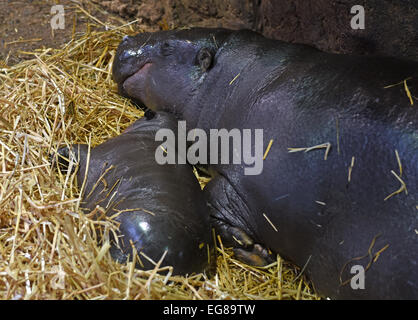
xmin=0 ymin=17 xmax=319 ymax=300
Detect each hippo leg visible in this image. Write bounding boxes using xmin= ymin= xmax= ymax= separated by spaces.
xmin=205 ymin=176 xmax=274 ymax=267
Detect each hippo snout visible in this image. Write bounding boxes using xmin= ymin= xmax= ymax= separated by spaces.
xmin=112 ymin=33 xmax=152 ymax=86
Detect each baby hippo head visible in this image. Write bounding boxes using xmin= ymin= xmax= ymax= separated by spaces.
xmin=112 ymin=28 xmax=233 ymax=114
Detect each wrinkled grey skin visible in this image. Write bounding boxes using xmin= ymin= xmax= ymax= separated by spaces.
xmin=56 ymin=112 xmax=213 ymax=275
xmin=113 ymin=28 xmax=418 ymax=299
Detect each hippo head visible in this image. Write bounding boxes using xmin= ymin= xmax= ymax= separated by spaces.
xmin=112 ymin=28 xmax=233 ymax=116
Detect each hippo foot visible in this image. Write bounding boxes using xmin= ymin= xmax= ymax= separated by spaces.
xmin=234 ymin=244 xmax=274 ymax=267
xmin=205 ymin=176 xmax=274 ymax=267
xmin=213 ymin=220 xmax=274 ymax=267
xmin=52 ymin=144 xmax=88 ymax=174
xmin=51 ymin=146 xmax=71 ymax=173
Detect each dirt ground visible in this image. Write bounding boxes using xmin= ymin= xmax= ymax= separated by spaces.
xmin=0 ymin=0 xmax=128 ymax=66
xmin=94 ymin=0 xmax=254 ymax=30
xmin=0 ymin=0 xmax=253 ymax=66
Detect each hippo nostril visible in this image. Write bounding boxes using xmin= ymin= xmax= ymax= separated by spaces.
xmin=120 ymin=50 xmax=132 ymax=60
xmin=119 ymin=48 xmax=144 ymax=61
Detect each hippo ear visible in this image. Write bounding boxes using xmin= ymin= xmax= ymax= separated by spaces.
xmin=196 ymin=47 xmax=213 ymax=72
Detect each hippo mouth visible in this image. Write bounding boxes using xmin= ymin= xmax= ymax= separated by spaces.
xmin=124 ymin=62 xmax=152 ymax=81
xmin=121 ymin=62 xmax=152 ymax=100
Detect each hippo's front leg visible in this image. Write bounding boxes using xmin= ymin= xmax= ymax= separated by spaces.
xmin=204 ymin=175 xmax=274 ymax=267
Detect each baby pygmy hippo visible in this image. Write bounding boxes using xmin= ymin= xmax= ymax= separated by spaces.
xmin=55 ymin=112 xmax=213 ymax=275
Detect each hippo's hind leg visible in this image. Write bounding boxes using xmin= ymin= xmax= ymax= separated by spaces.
xmin=205 ymin=176 xmax=274 ymax=267
xmin=52 ymin=144 xmax=88 ymax=174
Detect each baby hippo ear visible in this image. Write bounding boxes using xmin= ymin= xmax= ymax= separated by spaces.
xmin=196 ymin=47 xmax=214 ymax=72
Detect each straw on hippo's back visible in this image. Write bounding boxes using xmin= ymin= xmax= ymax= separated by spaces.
xmin=56 ymin=112 xmax=213 ymax=275
xmin=112 ymin=28 xmax=418 ymax=299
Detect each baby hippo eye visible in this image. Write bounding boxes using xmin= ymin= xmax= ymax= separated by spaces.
xmin=196 ymin=47 xmax=214 ymax=72
xmin=160 ymin=41 xmax=173 ymax=56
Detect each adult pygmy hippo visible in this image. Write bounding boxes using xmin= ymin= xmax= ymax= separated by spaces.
xmin=113 ymin=28 xmax=418 ymax=299
xmin=55 ymin=112 xmax=213 ymax=275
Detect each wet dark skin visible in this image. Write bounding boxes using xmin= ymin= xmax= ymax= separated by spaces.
xmin=113 ymin=28 xmax=418 ymax=299
xmin=55 ymin=112 xmax=213 ymax=275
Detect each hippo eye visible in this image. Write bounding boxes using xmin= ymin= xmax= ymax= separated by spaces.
xmin=196 ymin=47 xmax=214 ymax=72
xmin=160 ymin=41 xmax=173 ymax=56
